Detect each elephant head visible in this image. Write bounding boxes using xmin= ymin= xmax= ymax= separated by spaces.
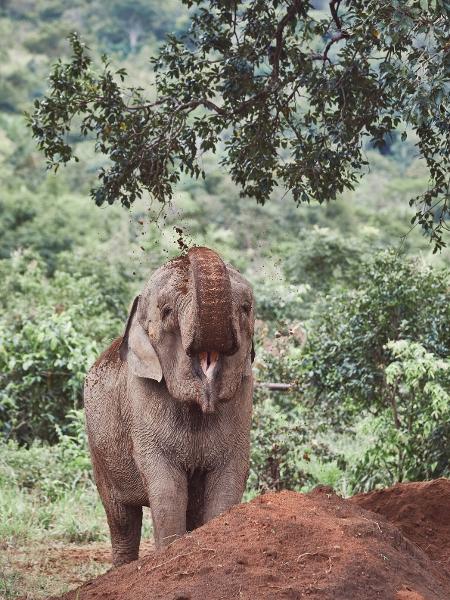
xmin=119 ymin=247 xmax=254 ymax=413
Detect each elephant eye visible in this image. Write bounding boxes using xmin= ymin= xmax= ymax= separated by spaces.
xmin=160 ymin=305 xmax=172 ymax=320
xmin=242 ymin=302 xmax=252 ymax=315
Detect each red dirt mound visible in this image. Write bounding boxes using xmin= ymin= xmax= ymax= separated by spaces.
xmin=351 ymin=478 xmax=450 ymax=570
xmin=53 ymin=486 xmax=450 ymax=600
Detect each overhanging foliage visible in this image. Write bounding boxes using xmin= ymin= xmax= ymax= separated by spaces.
xmin=28 ymin=1 xmax=450 ymax=248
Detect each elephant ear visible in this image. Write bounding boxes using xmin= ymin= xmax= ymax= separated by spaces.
xmin=119 ymin=296 xmax=163 ymax=382
xmin=244 ymin=338 xmax=255 ymax=377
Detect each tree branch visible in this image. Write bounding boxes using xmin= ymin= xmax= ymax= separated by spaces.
xmin=311 ymin=1 xmax=349 ymax=64
xmin=329 ymin=0 xmax=344 ymax=30
xmin=256 ymin=382 xmax=294 ymax=391
xmin=125 ymin=97 xmax=226 ymax=116
xmin=271 ymin=0 xmax=305 ymax=81
xmin=322 ymin=31 xmax=349 ymax=63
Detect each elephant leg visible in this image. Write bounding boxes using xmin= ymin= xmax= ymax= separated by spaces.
xmin=203 ymin=457 xmax=249 ymax=523
xmin=146 ymin=464 xmax=188 ymax=549
xmin=186 ymin=469 xmax=207 ymax=532
xmin=90 ymin=458 xmax=142 ymax=566
xmin=104 ymin=500 xmax=143 ymax=567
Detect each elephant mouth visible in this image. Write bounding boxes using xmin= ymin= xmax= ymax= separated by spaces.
xmin=192 ymin=351 xmax=220 ymax=381
xmin=199 ymin=351 xmax=219 ymax=381
xmin=191 ymin=351 xmax=221 ymax=413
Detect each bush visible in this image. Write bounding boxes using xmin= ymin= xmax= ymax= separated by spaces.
xmin=0 ymin=410 xmax=109 ymax=545
xmin=303 ymin=251 xmax=450 ymax=423
xmin=300 ymin=251 xmax=450 ymax=490
xmin=248 ymin=330 xmax=344 ymax=497
xmin=0 ymin=252 xmax=127 ymax=443
xmin=254 ymin=279 xmax=309 ymax=326
xmin=248 ymin=399 xmax=315 ymax=495
xmin=351 ymin=341 xmax=450 ymax=491
xmin=0 ymin=410 xmax=92 ymax=501
xmin=247 ymin=397 xmax=343 ymax=497
xmin=283 ymin=227 xmax=366 ymax=294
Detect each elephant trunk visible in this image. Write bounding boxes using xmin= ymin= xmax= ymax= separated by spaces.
xmin=184 ymin=247 xmax=238 ymax=356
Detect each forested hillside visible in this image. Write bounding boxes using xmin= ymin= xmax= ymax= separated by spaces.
xmin=0 ymin=1 xmax=449 ymax=597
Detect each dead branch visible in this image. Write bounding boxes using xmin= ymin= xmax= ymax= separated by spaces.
xmin=256 ymin=382 xmax=294 ymax=391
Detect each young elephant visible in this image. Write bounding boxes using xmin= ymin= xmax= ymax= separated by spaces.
xmin=84 ymin=247 xmax=254 ymax=566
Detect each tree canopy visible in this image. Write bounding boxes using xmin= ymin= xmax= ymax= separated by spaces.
xmin=28 ymin=0 xmax=450 ymax=248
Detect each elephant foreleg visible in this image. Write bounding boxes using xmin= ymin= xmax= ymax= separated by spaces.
xmin=145 ymin=463 xmax=188 ymax=549
xmin=203 ymin=457 xmax=249 ymax=523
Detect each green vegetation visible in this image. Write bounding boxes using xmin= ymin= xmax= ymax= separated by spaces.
xmin=29 ymin=1 xmax=450 ymax=248
xmin=0 ymin=411 xmax=110 ymax=599
xmin=0 ymin=252 xmax=125 ymax=443
xmin=0 ymin=411 xmax=106 ymax=544
xmin=0 ymin=1 xmax=449 ymax=597
xmin=252 ymin=251 xmax=450 ymax=497
xmin=353 ymin=339 xmax=450 ymax=489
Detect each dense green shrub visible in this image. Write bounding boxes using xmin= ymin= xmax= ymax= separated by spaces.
xmin=246 ymin=251 xmax=450 ymax=496
xmin=247 ymin=333 xmax=345 ymax=497
xmin=351 ymin=340 xmax=450 ymax=491
xmin=283 ymin=227 xmax=366 ymax=293
xmin=0 ymin=252 xmax=128 ymax=443
xmin=301 ymin=251 xmax=450 ymax=490
xmin=0 ymin=182 xmax=126 ymax=271
xmin=247 ymin=397 xmax=343 ymax=497
xmin=303 ymin=251 xmax=450 ymax=421
xmin=0 ymin=410 xmax=92 ymax=501
xmin=248 ymin=399 xmax=315 ymax=495
xmin=254 ymin=280 xmax=309 ymax=326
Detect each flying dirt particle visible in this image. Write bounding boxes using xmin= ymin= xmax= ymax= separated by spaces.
xmin=174 ymin=227 xmax=190 ymax=253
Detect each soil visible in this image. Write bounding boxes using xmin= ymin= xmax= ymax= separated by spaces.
xmin=351 ymin=478 xmax=450 ymax=570
xmin=51 ymin=480 xmax=450 ymax=600
xmin=8 ymin=540 xmax=153 ymax=582
xmin=6 ymin=541 xmax=154 ymax=599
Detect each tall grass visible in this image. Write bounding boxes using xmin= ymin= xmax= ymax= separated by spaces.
xmin=0 ymin=411 xmax=109 ymax=546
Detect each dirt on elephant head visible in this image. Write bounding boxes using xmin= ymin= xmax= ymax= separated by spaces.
xmin=51 ymin=480 xmax=450 ymax=600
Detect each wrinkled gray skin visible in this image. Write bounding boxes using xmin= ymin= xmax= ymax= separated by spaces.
xmin=84 ymin=247 xmax=254 ymax=566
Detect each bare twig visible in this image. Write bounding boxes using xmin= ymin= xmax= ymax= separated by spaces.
xmin=296 ymin=550 xmax=329 ymax=561
xmin=125 ymin=96 xmax=226 ymax=116
xmin=311 ymin=0 xmax=349 ymax=64
xmin=148 ymin=546 xmax=215 ymax=573
xmin=146 ymin=552 xmax=192 ymax=573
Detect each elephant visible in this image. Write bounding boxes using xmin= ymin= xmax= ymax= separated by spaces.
xmin=84 ymin=246 xmax=255 ymax=566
